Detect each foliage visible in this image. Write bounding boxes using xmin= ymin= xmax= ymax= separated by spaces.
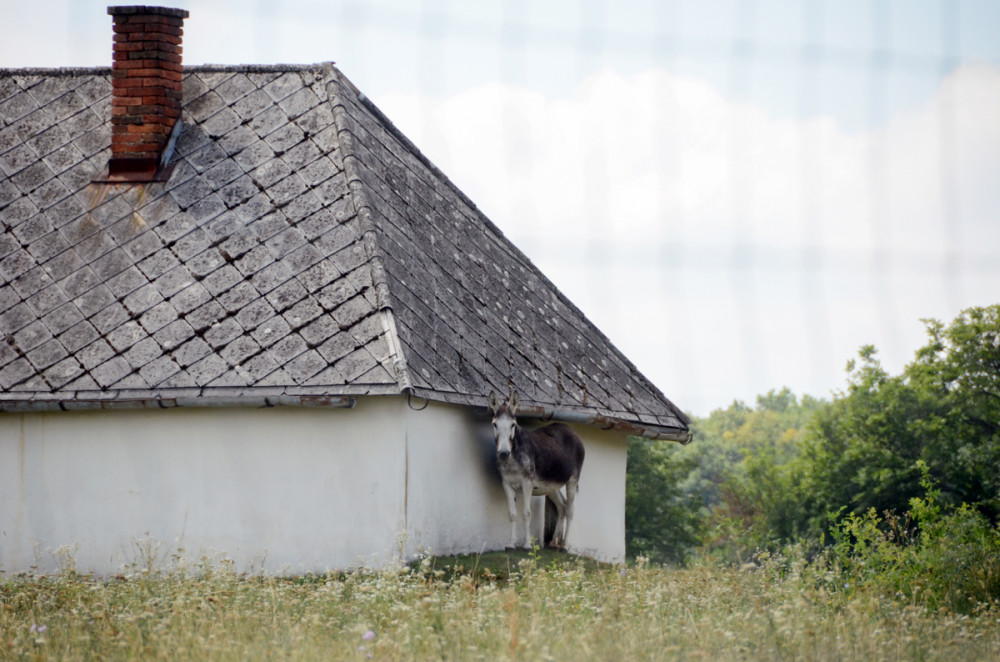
xmin=625 ymin=437 xmax=702 ymax=564
xmin=652 ymin=388 xmax=822 ymax=563
xmin=802 ymin=305 xmax=1000 ymax=529
xmin=826 ymin=467 xmax=1000 ymax=613
xmin=706 ymin=390 xmax=823 ymax=557
xmin=625 ymin=388 xmax=826 ymax=564
xmin=3 ymin=553 xmax=1000 ymax=661
xmin=625 ymin=304 xmax=1000 ymax=610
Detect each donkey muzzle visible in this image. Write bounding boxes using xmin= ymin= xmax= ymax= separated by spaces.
xmin=497 ymin=449 xmax=511 ymax=461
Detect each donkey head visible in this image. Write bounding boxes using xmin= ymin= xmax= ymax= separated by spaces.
xmin=488 ymin=390 xmax=519 ymax=462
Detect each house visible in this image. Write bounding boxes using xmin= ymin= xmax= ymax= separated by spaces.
xmin=0 ymin=6 xmax=689 ymax=575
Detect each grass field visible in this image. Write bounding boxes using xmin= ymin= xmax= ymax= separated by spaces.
xmin=2 ymin=550 xmax=998 ymax=661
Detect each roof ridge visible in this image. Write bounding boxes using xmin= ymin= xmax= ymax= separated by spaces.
xmin=187 ymin=63 xmax=333 ymax=74
xmin=0 ymin=63 xmax=332 ymax=77
xmin=0 ymin=67 xmax=112 ymax=76
xmin=324 ymin=64 xmax=413 ymax=395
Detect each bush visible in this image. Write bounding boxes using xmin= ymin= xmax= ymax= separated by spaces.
xmin=625 ymin=437 xmax=702 ymax=565
xmin=827 ymin=470 xmax=1000 ymax=614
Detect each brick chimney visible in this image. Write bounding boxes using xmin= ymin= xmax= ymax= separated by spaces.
xmin=103 ymin=5 xmax=189 ymax=182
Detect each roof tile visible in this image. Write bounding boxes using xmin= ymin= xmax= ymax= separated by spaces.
xmin=90 ymin=355 xmax=131 ymax=387
xmin=172 ymin=336 xmax=211 ymax=368
xmin=252 ymin=314 xmax=291 ymax=348
xmin=47 ymin=304 xmax=87 ymax=339
xmin=152 ymin=318 xmax=195 ymax=350
xmin=187 ymin=353 xmax=229 ymax=385
xmin=203 ymin=316 xmax=243 ymax=349
xmin=138 ymin=355 xmax=181 ymax=384
xmin=184 ymin=299 xmax=226 ymax=332
xmin=0 ymin=358 xmax=35 ymax=389
xmin=43 ymin=355 xmax=83 ymax=389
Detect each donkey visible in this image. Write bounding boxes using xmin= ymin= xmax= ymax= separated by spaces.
xmin=489 ymin=390 xmax=585 ymax=551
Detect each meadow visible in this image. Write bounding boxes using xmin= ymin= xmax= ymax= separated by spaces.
xmin=3 ymin=549 xmax=998 ymax=661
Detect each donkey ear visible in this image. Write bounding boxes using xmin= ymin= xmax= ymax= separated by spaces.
xmin=488 ymin=391 xmax=499 ymax=414
xmin=510 ymin=389 xmax=519 ymax=414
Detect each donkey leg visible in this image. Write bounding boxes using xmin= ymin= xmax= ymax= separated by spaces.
xmin=562 ymin=478 xmax=580 ymax=549
xmin=547 ymin=491 xmax=568 ymax=550
xmin=503 ymin=482 xmax=520 ymax=551
xmin=520 ymin=483 xmax=535 ymax=550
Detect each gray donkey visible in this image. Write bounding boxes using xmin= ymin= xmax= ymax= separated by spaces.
xmin=489 ymin=391 xmax=585 ymax=550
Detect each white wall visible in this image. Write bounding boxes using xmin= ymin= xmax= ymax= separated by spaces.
xmin=401 ymin=404 xmax=629 ymax=563
xmin=561 ymin=424 xmax=628 ymax=563
xmin=401 ymin=400 xmax=511 ymax=557
xmin=0 ymin=397 xmax=629 ymax=575
xmin=0 ymin=399 xmax=409 ymax=575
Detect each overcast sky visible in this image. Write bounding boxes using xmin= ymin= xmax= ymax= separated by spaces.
xmin=3 ymin=0 xmax=999 ymax=415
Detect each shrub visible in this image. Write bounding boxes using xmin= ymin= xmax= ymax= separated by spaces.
xmin=625 ymin=437 xmax=702 ymax=564
xmin=827 ymin=470 xmax=1000 ymax=614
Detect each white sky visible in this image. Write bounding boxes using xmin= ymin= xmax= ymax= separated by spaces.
xmin=3 ymin=0 xmax=999 ymax=415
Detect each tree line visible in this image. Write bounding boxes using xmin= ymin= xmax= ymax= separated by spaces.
xmin=626 ymin=304 xmax=1000 ymax=611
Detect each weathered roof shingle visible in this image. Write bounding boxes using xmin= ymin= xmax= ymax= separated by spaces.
xmin=0 ymin=63 xmax=689 ymax=439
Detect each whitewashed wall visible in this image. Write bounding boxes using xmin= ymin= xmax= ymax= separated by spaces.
xmin=401 ymin=403 xmax=629 ymax=563
xmin=0 ymin=398 xmax=410 ymax=574
xmin=401 ymin=400 xmax=511 ymax=557
xmin=558 ymin=424 xmax=628 ymax=563
xmin=0 ymin=397 xmax=629 ymax=575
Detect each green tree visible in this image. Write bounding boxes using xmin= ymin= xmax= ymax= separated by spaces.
xmin=692 ymin=389 xmax=822 ymax=559
xmin=915 ymin=306 xmax=1000 ymax=518
xmin=626 ymin=305 xmax=1000 ymax=565
xmin=625 ymin=437 xmax=702 ymax=564
xmin=802 ymin=304 xmax=1000 ymax=529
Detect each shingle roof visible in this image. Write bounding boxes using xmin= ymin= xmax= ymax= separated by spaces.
xmin=0 ymin=63 xmax=689 ymax=439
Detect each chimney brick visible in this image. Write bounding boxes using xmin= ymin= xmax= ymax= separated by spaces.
xmin=105 ymin=6 xmax=189 ymax=180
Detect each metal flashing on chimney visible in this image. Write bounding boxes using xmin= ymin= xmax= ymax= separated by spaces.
xmin=94 ymin=5 xmax=189 ymax=183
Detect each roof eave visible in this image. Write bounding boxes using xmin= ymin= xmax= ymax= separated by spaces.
xmin=402 ymin=388 xmax=690 ymax=443
xmin=0 ymin=394 xmax=357 ymax=413
xmin=512 ymin=403 xmax=691 ymax=444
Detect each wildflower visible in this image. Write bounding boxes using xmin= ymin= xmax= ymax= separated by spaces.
xmin=362 ymin=630 xmax=376 ymax=641
xmin=30 ymin=624 xmax=47 ymax=634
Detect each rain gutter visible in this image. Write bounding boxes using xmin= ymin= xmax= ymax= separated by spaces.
xmin=0 ymin=395 xmax=357 ymax=413
xmin=514 ymin=404 xmax=691 ymax=444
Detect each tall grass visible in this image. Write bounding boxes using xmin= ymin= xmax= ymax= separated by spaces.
xmin=2 ymin=551 xmax=998 ymax=661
